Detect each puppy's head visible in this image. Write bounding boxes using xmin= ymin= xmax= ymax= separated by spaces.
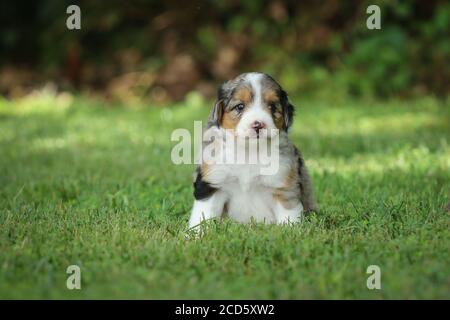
xmin=207 ymin=72 xmax=294 ymax=138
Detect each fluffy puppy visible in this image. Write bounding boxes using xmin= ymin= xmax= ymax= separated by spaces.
xmin=189 ymin=72 xmax=317 ymax=229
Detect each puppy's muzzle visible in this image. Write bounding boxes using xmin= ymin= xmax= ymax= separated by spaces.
xmin=251 ymin=121 xmax=266 ymax=136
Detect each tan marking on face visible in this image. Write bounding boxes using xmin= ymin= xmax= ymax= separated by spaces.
xmin=221 ymin=112 xmax=239 ymax=129
xmin=263 ymin=88 xmax=284 ymax=130
xmin=220 ymin=86 xmax=253 ymax=129
xmin=272 ymin=110 xmax=284 ymax=130
xmin=263 ymin=89 xmax=278 ymax=103
xmin=234 ymin=87 xmax=253 ymax=105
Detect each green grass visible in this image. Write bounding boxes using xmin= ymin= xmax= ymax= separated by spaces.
xmin=0 ymin=90 xmax=449 ymax=299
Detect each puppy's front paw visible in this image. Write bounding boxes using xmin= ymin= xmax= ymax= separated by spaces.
xmin=185 ymin=222 xmax=205 ymax=239
xmin=185 ymin=229 xmax=200 ymax=240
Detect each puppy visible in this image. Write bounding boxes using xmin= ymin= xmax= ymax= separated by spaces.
xmin=188 ymin=72 xmax=317 ymax=229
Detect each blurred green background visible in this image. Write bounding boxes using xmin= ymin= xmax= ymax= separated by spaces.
xmin=1 ymin=0 xmax=450 ymax=299
xmin=0 ymin=0 xmax=449 ymax=102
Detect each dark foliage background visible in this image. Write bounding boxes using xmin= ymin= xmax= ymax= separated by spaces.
xmin=0 ymin=0 xmax=448 ymax=102
xmin=0 ymin=1 xmax=449 ymax=300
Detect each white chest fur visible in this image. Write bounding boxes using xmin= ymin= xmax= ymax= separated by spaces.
xmin=189 ymin=131 xmax=303 ymax=228
xmin=204 ymin=153 xmax=292 ymax=223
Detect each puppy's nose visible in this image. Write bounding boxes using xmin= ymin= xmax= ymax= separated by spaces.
xmin=251 ymin=121 xmax=266 ymax=131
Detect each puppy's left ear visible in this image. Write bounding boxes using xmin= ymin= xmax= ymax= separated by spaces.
xmin=284 ymin=102 xmax=294 ymax=131
xmin=280 ymin=90 xmax=294 ymax=131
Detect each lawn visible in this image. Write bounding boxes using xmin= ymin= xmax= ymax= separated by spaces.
xmin=0 ymin=90 xmax=449 ymax=299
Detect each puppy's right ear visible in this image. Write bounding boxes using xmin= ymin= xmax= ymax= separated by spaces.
xmin=207 ymin=83 xmax=228 ymax=128
xmin=206 ymin=99 xmax=224 ymax=128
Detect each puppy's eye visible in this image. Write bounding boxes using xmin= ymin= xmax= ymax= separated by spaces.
xmin=234 ymin=103 xmax=245 ymax=112
xmin=269 ymin=103 xmax=277 ymax=111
